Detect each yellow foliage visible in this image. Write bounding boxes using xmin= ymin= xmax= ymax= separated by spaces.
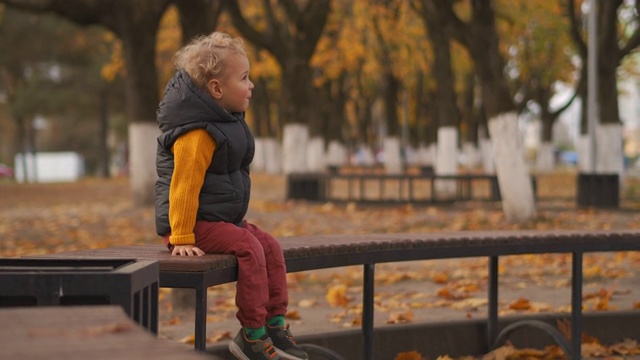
xmin=156 ymin=5 xmax=181 ymax=89
xmin=326 ymin=284 xmax=351 ymax=307
xmin=100 ymin=40 xmax=124 ymax=82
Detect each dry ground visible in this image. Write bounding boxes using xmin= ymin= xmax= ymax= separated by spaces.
xmin=1 ymin=170 xmax=639 ymax=358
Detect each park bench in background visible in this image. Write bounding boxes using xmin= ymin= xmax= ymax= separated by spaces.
xmin=0 ymin=305 xmax=215 ymax=359
xmin=29 ymin=229 xmax=640 ymax=360
xmin=286 ymin=172 xmax=537 ymax=204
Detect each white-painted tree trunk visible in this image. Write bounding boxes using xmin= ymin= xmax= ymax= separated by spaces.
xmin=282 ymin=123 xmax=309 ymax=174
xmin=129 ymin=122 xmax=160 ymax=206
xmin=535 ymin=142 xmax=555 ymax=172
xmin=253 ymin=138 xmax=267 ymax=172
xmin=416 ymin=143 xmax=436 ymax=167
xmin=262 ymin=138 xmax=281 ymax=174
xmin=253 ymin=137 xmax=281 ymax=174
xmin=354 ymin=145 xmax=375 ymax=166
xmin=479 ymin=138 xmax=495 ymax=174
xmin=596 ymin=123 xmax=624 ymax=187
xmin=488 ymin=112 xmax=536 ymax=222
xmin=326 ymin=140 xmax=347 ymax=169
xmin=403 ymin=144 xmax=419 ymax=166
xmin=596 ymin=123 xmax=624 ymax=174
xmin=577 ymin=135 xmax=593 ymax=172
xmin=383 ymin=136 xmax=403 ymax=174
xmin=306 ymin=137 xmax=326 ymax=172
xmin=461 ymin=142 xmax=481 ymax=170
xmin=435 ymin=127 xmax=459 ymax=196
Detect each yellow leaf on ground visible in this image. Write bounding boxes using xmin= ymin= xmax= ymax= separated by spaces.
xmin=179 ymin=334 xmax=195 ymax=344
xmin=298 ymin=298 xmax=317 ymax=308
xmin=610 ymin=338 xmax=640 ymax=355
xmin=433 ymin=272 xmax=448 ymax=284
xmin=285 ymin=310 xmax=301 ymax=320
xmin=161 ymin=316 xmax=181 ymax=326
xmin=509 ymin=297 xmax=531 ymax=311
xmin=206 ymin=331 xmax=232 ymax=343
xmin=385 ymin=310 xmax=414 ymax=324
xmin=326 ymin=284 xmax=351 ymax=307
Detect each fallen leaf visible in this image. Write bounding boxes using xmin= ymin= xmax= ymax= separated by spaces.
xmin=508 ymin=297 xmax=531 ymax=311
xmin=298 ymin=298 xmax=317 ymax=308
xmin=161 ymin=316 xmax=181 ymax=326
xmin=385 ymin=310 xmax=414 ymax=324
xmin=610 ymin=338 xmax=640 ymax=355
xmin=285 ymin=310 xmax=301 ymax=320
xmin=206 ymin=331 xmax=232 ymax=343
xmin=433 ymin=272 xmax=448 ymax=284
xmin=179 ymin=334 xmax=195 ymax=344
xmin=326 ymin=284 xmax=351 ymax=307
xmin=394 ymin=350 xmax=423 ymax=360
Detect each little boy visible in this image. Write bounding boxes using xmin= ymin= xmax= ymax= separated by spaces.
xmin=155 ymin=31 xmax=308 ymax=360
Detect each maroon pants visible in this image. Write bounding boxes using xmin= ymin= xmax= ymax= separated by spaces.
xmin=164 ymin=220 xmax=288 ymax=328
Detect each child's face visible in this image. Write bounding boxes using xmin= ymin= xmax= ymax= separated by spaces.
xmin=208 ymin=53 xmax=254 ymax=113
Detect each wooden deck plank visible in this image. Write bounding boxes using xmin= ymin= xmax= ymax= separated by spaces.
xmin=31 ymin=229 xmax=640 ymax=273
xmin=0 ymin=306 xmax=214 ymax=359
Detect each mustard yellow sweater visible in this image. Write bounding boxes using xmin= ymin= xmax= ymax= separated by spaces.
xmin=168 ymin=129 xmax=215 ymax=246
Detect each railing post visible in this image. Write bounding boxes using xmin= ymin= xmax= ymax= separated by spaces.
xmin=487 ymin=256 xmax=499 ymax=348
xmin=363 ymin=263 xmax=375 ymax=360
xmin=572 ymin=252 xmax=583 ymax=359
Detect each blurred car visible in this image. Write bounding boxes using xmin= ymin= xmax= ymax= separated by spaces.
xmin=0 ymin=164 xmax=14 ymax=178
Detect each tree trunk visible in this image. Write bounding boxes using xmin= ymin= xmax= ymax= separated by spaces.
xmin=0 ymin=0 xmax=171 ymax=204
xmin=96 ymin=88 xmax=110 ymax=178
xmin=439 ymin=0 xmax=535 ymax=221
xmin=118 ymin=9 xmax=163 ymax=205
xmin=417 ymin=0 xmax=460 ymax=192
xmin=225 ymin=0 xmax=330 ymax=174
xmin=175 ymin=0 xmax=222 ymax=44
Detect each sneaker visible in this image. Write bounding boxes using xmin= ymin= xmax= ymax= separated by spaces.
xmin=266 ymin=324 xmax=309 ymax=360
xmin=228 ymin=329 xmax=280 ymax=360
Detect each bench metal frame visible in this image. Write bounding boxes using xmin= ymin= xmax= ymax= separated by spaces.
xmin=34 ymin=230 xmax=640 ymax=359
xmin=287 ymin=173 xmax=536 ymax=204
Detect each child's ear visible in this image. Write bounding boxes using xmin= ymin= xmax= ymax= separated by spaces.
xmin=207 ymin=79 xmax=223 ymax=99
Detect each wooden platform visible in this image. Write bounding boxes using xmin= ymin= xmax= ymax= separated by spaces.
xmin=28 ymin=230 xmax=640 ymax=358
xmin=0 ymin=305 xmax=216 ymax=359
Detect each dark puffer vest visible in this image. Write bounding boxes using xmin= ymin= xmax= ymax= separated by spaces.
xmin=155 ymin=69 xmax=254 ymax=236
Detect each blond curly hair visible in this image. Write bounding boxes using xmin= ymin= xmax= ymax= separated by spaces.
xmin=174 ymin=32 xmax=246 ymax=90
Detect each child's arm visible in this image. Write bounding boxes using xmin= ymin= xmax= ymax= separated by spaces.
xmin=168 ymin=128 xmax=215 ymax=256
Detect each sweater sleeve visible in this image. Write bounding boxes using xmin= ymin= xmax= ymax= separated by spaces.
xmin=168 ymin=128 xmax=216 ymax=246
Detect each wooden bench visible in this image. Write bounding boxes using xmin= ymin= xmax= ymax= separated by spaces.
xmin=0 ymin=305 xmax=216 ymax=359
xmin=287 ymin=172 xmax=537 ymax=204
xmin=33 ymin=230 xmax=640 ymax=359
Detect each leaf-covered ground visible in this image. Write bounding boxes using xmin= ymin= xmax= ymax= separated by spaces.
xmin=1 ymin=170 xmax=639 ymax=359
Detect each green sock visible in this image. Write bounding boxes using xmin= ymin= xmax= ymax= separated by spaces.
xmin=267 ymin=315 xmax=285 ymax=328
xmin=244 ymin=326 xmax=266 ymax=340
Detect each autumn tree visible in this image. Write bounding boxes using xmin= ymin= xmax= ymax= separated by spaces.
xmin=568 ymin=0 xmax=640 ymax=177
xmin=225 ymin=0 xmax=331 ymax=174
xmin=0 ymin=6 xmax=124 ymax=180
xmin=413 ymin=0 xmax=460 ymax=194
xmin=0 ymin=0 xmax=225 ymax=204
xmin=432 ymin=0 xmax=536 ymax=222
xmin=500 ymin=1 xmax=578 ymax=172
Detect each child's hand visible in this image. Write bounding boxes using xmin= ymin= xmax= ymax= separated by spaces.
xmin=171 ymin=245 xmax=205 ymax=256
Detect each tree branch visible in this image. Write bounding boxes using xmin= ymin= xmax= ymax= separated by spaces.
xmin=566 ymin=0 xmax=587 ymax=58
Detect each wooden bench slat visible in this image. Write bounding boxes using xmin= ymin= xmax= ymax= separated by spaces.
xmin=32 ymin=230 xmax=640 ymax=273
xmin=0 ymin=306 xmax=212 ymax=359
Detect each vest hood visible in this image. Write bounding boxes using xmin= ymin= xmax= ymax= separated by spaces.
xmin=157 ymin=69 xmax=240 ymax=132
